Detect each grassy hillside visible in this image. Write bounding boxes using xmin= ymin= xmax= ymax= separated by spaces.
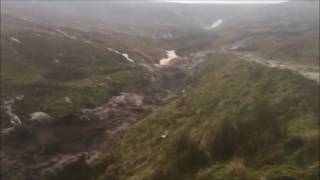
xmin=55 ymin=56 xmax=319 ymax=180
xmin=1 ymin=16 xmax=159 ymax=121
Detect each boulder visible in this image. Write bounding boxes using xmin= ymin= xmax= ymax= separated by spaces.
xmin=29 ymin=112 xmax=52 ymax=123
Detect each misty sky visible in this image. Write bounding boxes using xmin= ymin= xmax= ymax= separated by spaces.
xmin=153 ymin=0 xmax=290 ymax=4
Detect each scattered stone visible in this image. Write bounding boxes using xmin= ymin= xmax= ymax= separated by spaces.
xmin=9 ymin=113 xmax=22 ymax=125
xmin=108 ymin=93 xmax=144 ymax=107
xmin=78 ymin=109 xmax=93 ymax=121
xmin=1 ymin=127 xmax=15 ymax=135
xmin=3 ymin=97 xmax=23 ymax=126
xmin=15 ymin=95 xmax=24 ymax=101
xmin=86 ymin=151 xmax=101 ymax=165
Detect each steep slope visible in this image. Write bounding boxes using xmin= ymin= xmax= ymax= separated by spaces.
xmin=1 ymin=1 xmax=319 ymax=180
xmin=65 ymin=57 xmax=319 ymax=180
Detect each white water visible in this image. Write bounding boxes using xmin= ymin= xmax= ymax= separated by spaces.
xmin=108 ymin=48 xmax=120 ymax=54
xmin=121 ymin=53 xmax=135 ymax=62
xmin=108 ymin=48 xmax=135 ymax=63
xmin=206 ymin=19 xmax=223 ymax=30
xmin=10 ymin=37 xmax=21 ymax=44
xmin=159 ymin=50 xmax=178 ymax=65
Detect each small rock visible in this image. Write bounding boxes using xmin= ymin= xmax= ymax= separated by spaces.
xmin=64 ymin=97 xmax=72 ymax=104
xmin=53 ymin=59 xmax=60 ymax=64
xmin=9 ymin=113 xmax=22 ymax=125
xmin=161 ymin=131 xmax=169 ymax=139
xmin=29 ymin=112 xmax=52 ymax=123
xmin=15 ymin=95 xmax=24 ymax=101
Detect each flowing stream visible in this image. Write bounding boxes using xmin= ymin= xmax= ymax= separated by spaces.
xmin=159 ymin=50 xmax=178 ymax=65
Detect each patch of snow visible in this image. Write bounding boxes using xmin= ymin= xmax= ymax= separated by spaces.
xmin=205 ymin=19 xmax=223 ymax=30
xmin=10 ymin=37 xmax=21 ymax=44
xmin=159 ymin=50 xmax=178 ymax=65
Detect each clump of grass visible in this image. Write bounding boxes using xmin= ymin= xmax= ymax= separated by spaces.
xmin=49 ymin=157 xmax=94 ymax=180
xmin=170 ymin=135 xmax=209 ymax=172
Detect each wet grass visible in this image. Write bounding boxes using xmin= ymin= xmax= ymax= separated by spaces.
xmin=84 ymin=58 xmax=319 ymax=180
xmin=1 ymin=29 xmax=148 ymax=119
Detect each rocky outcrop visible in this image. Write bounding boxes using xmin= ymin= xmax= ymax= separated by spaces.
xmin=1 ymin=95 xmax=24 ymax=135
xmin=29 ymin=112 xmax=52 ymax=123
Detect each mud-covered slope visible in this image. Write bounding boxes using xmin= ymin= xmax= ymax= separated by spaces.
xmin=70 ymin=57 xmax=319 ymax=180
